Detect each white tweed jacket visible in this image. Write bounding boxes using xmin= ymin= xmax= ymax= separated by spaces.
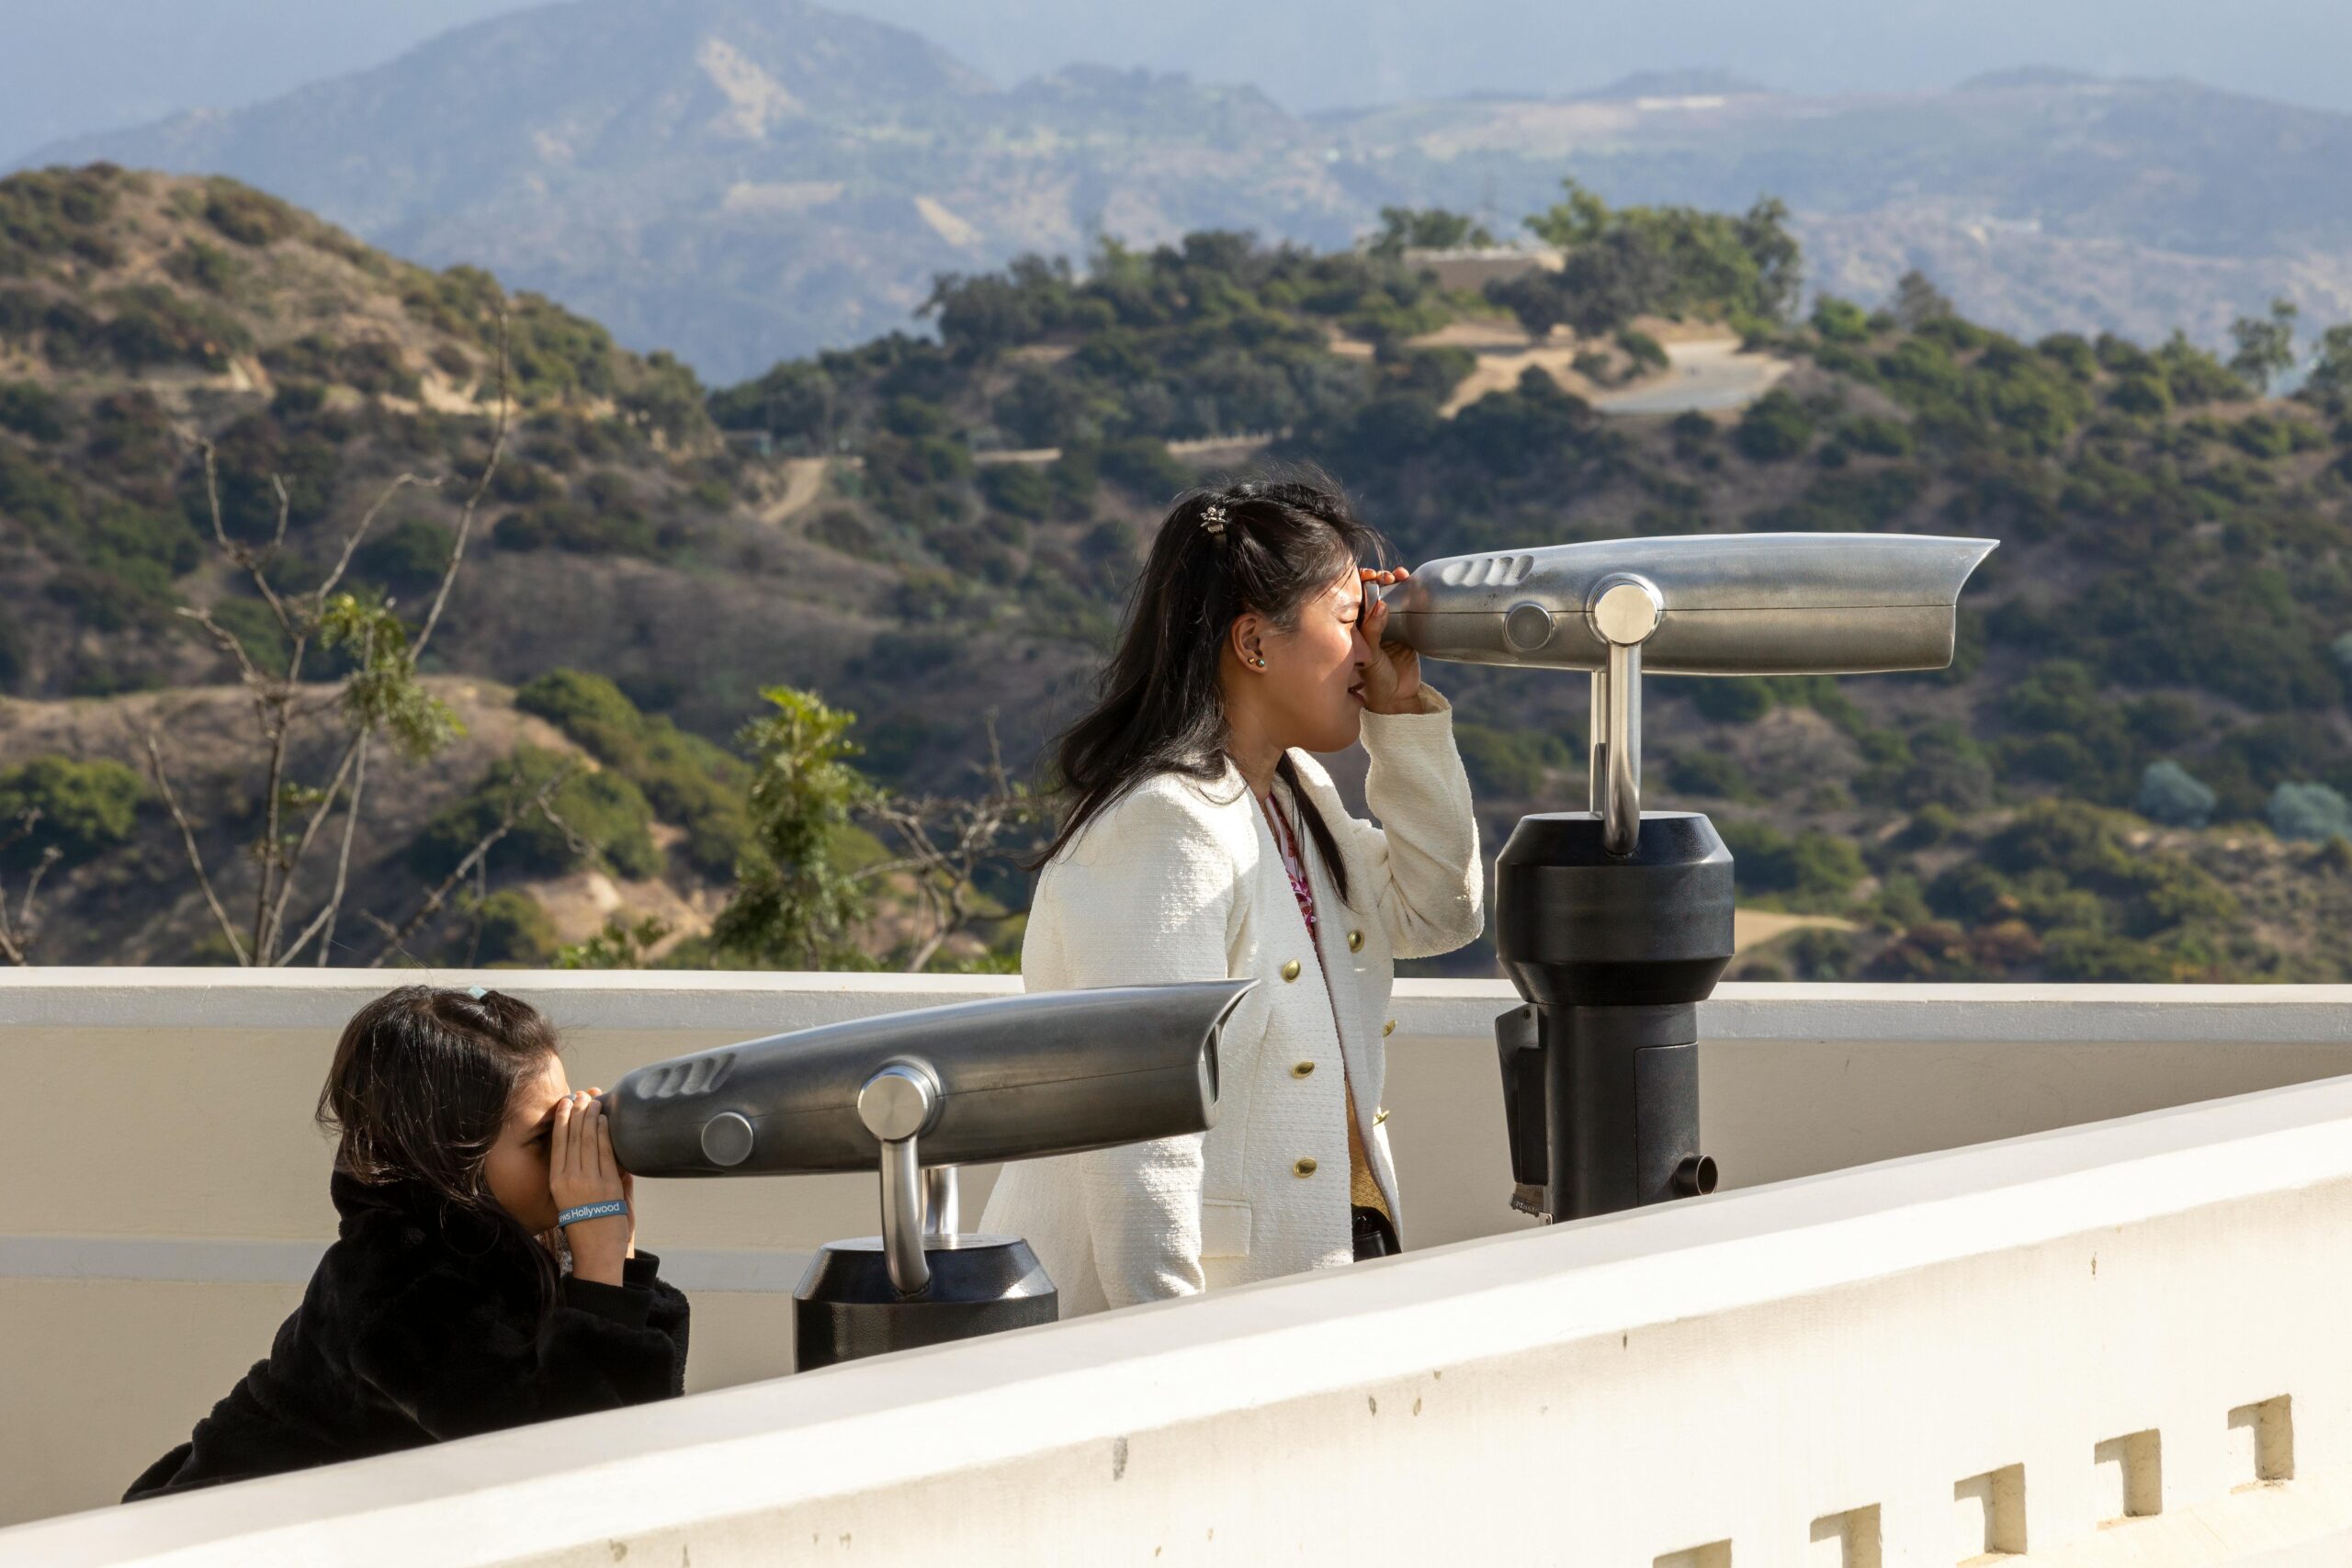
xmin=979 ymin=689 xmax=1484 ymax=1315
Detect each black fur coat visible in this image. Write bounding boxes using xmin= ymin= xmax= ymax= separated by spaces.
xmin=124 ymin=1169 xmax=690 ymax=1501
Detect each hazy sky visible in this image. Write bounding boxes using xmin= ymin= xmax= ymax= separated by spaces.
xmin=8 ymin=0 xmax=2352 ymax=162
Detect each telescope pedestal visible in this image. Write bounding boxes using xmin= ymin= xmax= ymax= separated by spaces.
xmin=1493 ymin=811 xmax=1733 ymax=1222
xmin=793 ymin=1234 xmax=1056 ymax=1370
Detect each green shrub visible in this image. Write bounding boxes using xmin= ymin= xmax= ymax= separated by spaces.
xmin=0 ymin=754 xmax=142 ymax=866
xmin=2041 ymin=928 xmax=2180 ymax=983
xmin=0 ymin=380 xmax=65 ymax=441
xmin=1810 ymin=296 xmax=1870 ymax=344
xmin=1718 ymin=818 xmax=1866 ymax=904
xmin=973 ymin=460 xmax=1048 ymax=522
xmin=2137 ymin=761 xmax=2217 ymax=828
xmin=100 ymin=285 xmax=251 ymax=370
xmin=516 ymin=669 xmax=641 ymax=753
xmin=2270 ymin=781 xmax=2351 ymax=841
xmin=1098 ymin=436 xmax=1191 ymax=501
xmin=492 ymin=501 xmax=659 ymax=557
xmin=1668 ymin=750 xmax=1754 ymax=801
xmin=202 ymin=181 xmax=296 ymax=247
xmin=514 ymin=670 xmax=752 ymax=876
xmin=2109 ymin=374 xmax=2173 ymax=417
xmin=1690 ymin=677 xmax=1774 ymax=723
xmin=467 ymin=888 xmax=559 ymax=966
xmin=165 ymin=241 xmax=242 ymax=296
xmin=1839 ymin=415 xmax=1913 ymax=457
xmin=354 ymin=518 xmax=454 ymax=592
xmin=1453 ymin=722 xmax=1571 ymax=798
xmin=1735 ymin=389 xmax=1815 ymax=461
xmin=413 ymin=746 xmax=660 ymax=881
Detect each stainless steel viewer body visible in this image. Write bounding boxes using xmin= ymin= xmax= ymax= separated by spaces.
xmin=1385 ymin=530 xmax=1996 ymax=1221
xmin=605 ymin=978 xmax=1257 ymax=1368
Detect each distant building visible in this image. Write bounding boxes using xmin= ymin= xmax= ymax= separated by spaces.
xmin=1397 ymin=244 xmax=1564 ymax=293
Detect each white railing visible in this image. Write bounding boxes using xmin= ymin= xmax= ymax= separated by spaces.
xmin=14 ymin=1060 xmax=2352 ymax=1565
xmin=6 ymin=973 xmax=2352 ymax=1558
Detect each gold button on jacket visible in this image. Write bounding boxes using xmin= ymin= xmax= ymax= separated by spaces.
xmin=1293 ymin=1156 xmax=1318 ymax=1177
xmin=1291 ymin=1060 xmax=1315 ymax=1077
xmin=1280 ymin=958 xmax=1301 ymax=982
xmin=1383 ymin=1018 xmax=1396 ymax=1037
xmin=1347 ymin=928 xmax=1364 ymax=953
xmin=1374 ymin=1107 xmax=1390 ymax=1126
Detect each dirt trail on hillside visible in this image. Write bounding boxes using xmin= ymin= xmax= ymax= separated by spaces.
xmin=761 ymin=457 xmax=832 ymax=525
xmin=1733 ymin=910 xmax=1858 ymax=953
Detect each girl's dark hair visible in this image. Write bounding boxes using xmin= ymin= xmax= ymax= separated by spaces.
xmin=1035 ymin=467 xmax=1391 ymax=904
xmin=317 ymin=986 xmax=563 ymax=1300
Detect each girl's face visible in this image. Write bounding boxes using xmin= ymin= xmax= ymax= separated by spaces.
xmin=482 ymin=1053 xmax=572 ymax=1234
xmin=1259 ymin=564 xmax=1375 ymax=754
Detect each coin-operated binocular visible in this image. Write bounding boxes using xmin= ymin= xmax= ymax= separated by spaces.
xmin=606 ymin=979 xmax=1255 ymax=1368
xmin=1384 ymin=532 xmax=1995 ymax=1221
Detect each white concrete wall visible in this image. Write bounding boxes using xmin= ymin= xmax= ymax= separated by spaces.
xmin=15 ymin=1063 xmax=2352 ymax=1566
xmin=6 ymin=972 xmax=2352 ymax=1536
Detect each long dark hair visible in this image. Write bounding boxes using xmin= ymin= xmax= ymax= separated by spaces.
xmin=1035 ymin=468 xmax=1392 ymax=904
xmin=317 ymin=985 xmax=563 ymax=1300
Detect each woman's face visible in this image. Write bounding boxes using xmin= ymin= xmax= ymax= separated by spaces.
xmin=482 ymin=1053 xmax=572 ymax=1234
xmin=1259 ymin=564 xmax=1375 ymax=753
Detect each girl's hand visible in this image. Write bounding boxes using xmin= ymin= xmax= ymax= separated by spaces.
xmin=1357 ymin=566 xmax=1428 ymax=716
xmin=549 ymin=1090 xmax=628 ymax=1285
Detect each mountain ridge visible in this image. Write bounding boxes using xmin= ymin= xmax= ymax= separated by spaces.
xmin=28 ymin=0 xmax=2352 ymax=380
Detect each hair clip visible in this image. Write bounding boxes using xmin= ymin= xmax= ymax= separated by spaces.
xmin=465 ymin=985 xmax=487 ymax=999
xmin=1199 ymin=502 xmax=1228 ymax=536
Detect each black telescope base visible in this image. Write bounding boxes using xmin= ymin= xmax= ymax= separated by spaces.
xmin=1493 ymin=810 xmax=1734 ymax=1224
xmin=1498 ymin=1002 xmax=1715 ymax=1218
xmin=793 ymin=1234 xmax=1057 ymax=1371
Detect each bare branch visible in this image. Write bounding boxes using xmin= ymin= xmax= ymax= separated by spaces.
xmin=174 ymin=605 xmax=266 ymax=694
xmin=265 ymin=730 xmax=366 ymax=959
xmin=414 ymin=309 xmax=510 ymax=661
xmin=15 ymin=845 xmax=61 ymax=936
xmin=0 ymin=810 xmax=60 ymax=965
xmin=316 ymin=472 xmax=436 ymax=602
xmin=142 ymin=730 xmax=250 ymax=966
xmin=365 ymin=756 xmax=576 ymax=967
xmin=280 ymin=731 xmax=369 ymax=967
xmin=194 ymin=438 xmax=235 ymax=557
xmin=268 ymin=472 xmax=291 ymax=558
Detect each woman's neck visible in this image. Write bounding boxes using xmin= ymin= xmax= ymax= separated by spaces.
xmin=1223 ymin=711 xmax=1283 ymax=801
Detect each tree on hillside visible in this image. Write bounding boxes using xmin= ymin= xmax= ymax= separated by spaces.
xmin=709 ymin=685 xmax=876 ymax=969
xmin=142 ymin=311 xmax=575 ymax=966
xmin=707 ymin=688 xmax=1041 ymax=973
xmin=2301 ymin=323 xmax=2352 ymax=409
xmin=1369 ymin=207 xmax=1497 ymax=258
xmin=1890 ymin=269 xmax=1955 ymax=331
xmin=2229 ymin=298 xmax=2299 ymax=394
xmin=1502 ymin=178 xmax=1799 ymax=339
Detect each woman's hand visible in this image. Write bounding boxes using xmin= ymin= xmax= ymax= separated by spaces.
xmin=549 ymin=1089 xmax=629 ymax=1286
xmin=1357 ymin=566 xmax=1430 ymax=716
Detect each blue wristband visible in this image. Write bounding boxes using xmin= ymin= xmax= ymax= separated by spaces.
xmin=557 ymin=1200 xmax=628 ymax=1227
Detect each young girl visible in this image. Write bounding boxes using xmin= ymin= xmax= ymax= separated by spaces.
xmin=980 ymin=473 xmax=1484 ymax=1314
xmin=124 ymin=985 xmax=689 ymax=1501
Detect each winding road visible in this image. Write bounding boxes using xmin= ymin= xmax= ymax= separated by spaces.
xmin=1594 ymin=338 xmax=1792 ymax=417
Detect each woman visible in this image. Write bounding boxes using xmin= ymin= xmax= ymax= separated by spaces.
xmin=980 ymin=473 xmax=1484 ymax=1315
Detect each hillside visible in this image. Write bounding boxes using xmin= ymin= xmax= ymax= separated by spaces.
xmin=27 ymin=0 xmax=2352 ymax=376
xmin=15 ymin=165 xmax=2352 ymax=981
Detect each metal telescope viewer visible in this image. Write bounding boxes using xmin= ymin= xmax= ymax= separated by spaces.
xmin=1384 ymin=531 xmax=1996 ymax=1220
xmin=605 ymin=979 xmax=1256 ymax=1367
